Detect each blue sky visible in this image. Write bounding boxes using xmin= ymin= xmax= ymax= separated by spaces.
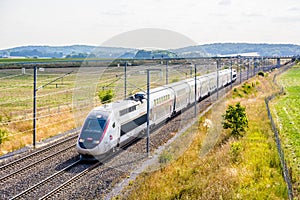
xmin=0 ymin=0 xmax=300 ymax=49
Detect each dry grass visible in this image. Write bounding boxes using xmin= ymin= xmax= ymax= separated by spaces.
xmin=0 ymin=107 xmax=76 ymax=155
xmin=120 ymin=72 xmax=287 ymax=200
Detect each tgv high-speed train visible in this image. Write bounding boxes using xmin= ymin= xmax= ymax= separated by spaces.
xmin=76 ymin=69 xmax=237 ymax=159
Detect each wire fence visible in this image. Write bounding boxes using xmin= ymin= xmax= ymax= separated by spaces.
xmin=264 ymin=64 xmax=294 ymax=200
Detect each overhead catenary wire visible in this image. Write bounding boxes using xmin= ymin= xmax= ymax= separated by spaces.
xmin=3 ymin=92 xmax=111 ymax=127
xmin=0 ymin=85 xmax=92 ymax=106
xmin=0 ymin=73 xmax=24 ymax=80
xmin=0 ymin=72 xmax=75 ymax=92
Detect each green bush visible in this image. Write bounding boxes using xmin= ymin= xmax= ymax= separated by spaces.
xmin=171 ymin=78 xmax=179 ymax=83
xmin=222 ymin=102 xmax=248 ymax=138
xmin=98 ymin=89 xmax=115 ymax=104
xmin=230 ymin=142 xmax=243 ymax=163
xmin=159 ymin=151 xmax=173 ymax=164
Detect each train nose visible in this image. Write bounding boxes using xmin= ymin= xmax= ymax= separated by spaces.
xmin=78 ymin=138 xmax=100 ymax=149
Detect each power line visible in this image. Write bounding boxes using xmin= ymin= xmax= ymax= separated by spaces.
xmin=2 ymin=111 xmax=87 ymax=140
xmin=0 ymin=73 xmax=23 ymax=80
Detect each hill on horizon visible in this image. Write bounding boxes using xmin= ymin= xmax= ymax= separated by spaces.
xmin=0 ymin=43 xmax=300 ymax=58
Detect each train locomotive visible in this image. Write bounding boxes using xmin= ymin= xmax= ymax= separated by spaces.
xmin=76 ymin=69 xmax=237 ymax=159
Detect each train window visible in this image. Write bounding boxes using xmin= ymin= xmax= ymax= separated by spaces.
xmin=129 ymin=105 xmax=136 ymax=112
xmin=83 ymin=118 xmax=106 ymax=132
xmin=119 ymin=109 xmax=126 ymax=116
xmin=119 ymin=105 xmax=137 ymax=116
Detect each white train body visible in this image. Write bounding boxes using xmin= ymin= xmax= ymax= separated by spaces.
xmin=76 ymin=69 xmax=237 ymax=158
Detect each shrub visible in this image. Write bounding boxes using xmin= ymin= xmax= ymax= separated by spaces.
xmin=159 ymin=151 xmax=173 ymax=164
xmin=171 ymin=78 xmax=179 ymax=83
xmin=222 ymin=102 xmax=248 ymax=138
xmin=98 ymin=89 xmax=115 ymax=104
xmin=230 ymin=142 xmax=243 ymax=163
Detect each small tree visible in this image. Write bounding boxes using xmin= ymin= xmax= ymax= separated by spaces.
xmin=222 ymin=102 xmax=248 ymax=137
xmin=98 ymin=89 xmax=115 ymax=104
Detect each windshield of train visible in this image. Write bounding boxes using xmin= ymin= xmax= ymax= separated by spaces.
xmin=83 ymin=118 xmax=106 ymax=132
xmin=80 ymin=115 xmax=108 ymax=141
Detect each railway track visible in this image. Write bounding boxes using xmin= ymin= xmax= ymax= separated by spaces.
xmin=0 ymin=133 xmax=78 ymax=173
xmin=10 ymin=160 xmax=82 ymax=200
xmin=0 ymin=133 xmax=80 ymax=199
xmin=0 ymin=133 xmax=78 ymax=172
xmin=10 ymin=146 xmax=126 ymax=200
xmin=0 ymin=143 xmax=75 ymax=182
xmin=39 ymin=161 xmax=104 ymax=200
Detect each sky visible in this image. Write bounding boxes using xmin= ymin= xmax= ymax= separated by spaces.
xmin=0 ymin=0 xmax=300 ymax=49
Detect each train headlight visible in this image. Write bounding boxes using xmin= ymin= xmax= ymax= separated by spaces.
xmin=93 ymin=140 xmax=100 ymax=144
xmin=79 ymin=138 xmax=85 ymax=143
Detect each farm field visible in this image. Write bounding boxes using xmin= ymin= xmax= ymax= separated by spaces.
xmin=0 ymin=67 xmax=79 ymax=154
xmin=271 ymin=64 xmax=300 ymax=197
xmin=121 ymin=69 xmax=288 ymax=199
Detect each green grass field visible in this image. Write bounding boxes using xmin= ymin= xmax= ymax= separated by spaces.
xmin=271 ymin=64 xmax=300 ymax=196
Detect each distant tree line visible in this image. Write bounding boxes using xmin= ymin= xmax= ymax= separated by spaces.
xmin=10 ymin=49 xmax=63 ymax=58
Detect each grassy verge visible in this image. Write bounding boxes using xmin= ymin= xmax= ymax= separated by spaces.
xmin=271 ymin=64 xmax=300 ymax=197
xmin=119 ymin=71 xmax=287 ymax=199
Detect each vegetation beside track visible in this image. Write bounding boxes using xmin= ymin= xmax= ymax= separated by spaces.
xmin=271 ymin=64 xmax=300 ymax=197
xmin=120 ymin=70 xmax=288 ymax=199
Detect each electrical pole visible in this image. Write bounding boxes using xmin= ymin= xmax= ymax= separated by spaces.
xmin=230 ymin=59 xmax=233 ymax=89
xmin=240 ymin=58 xmax=242 ymax=84
xmin=32 ymin=69 xmax=73 ymax=149
xmin=124 ymin=61 xmax=127 ymax=99
xmin=146 ymin=68 xmax=161 ymax=157
xmin=216 ymin=59 xmax=220 ymax=99
xmin=247 ymin=59 xmax=249 ymax=80
xmin=194 ymin=64 xmax=197 ymax=117
xmin=166 ymin=60 xmax=168 ymax=85
xmin=33 ymin=66 xmax=37 ymax=148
